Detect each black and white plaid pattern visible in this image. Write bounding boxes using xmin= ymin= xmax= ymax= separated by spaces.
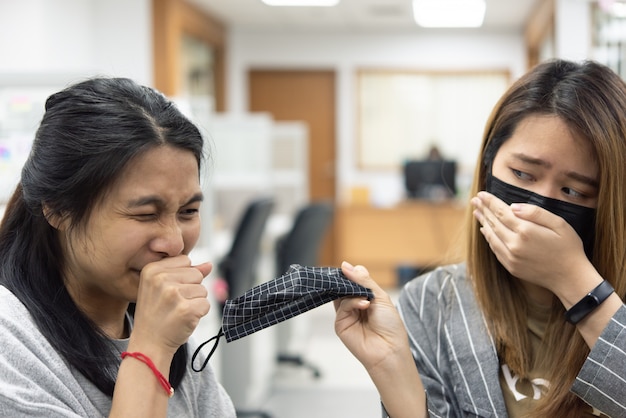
xmin=222 ymin=264 xmax=374 ymax=343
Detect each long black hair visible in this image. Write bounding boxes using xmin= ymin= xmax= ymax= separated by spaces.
xmin=0 ymin=77 xmax=205 ymax=396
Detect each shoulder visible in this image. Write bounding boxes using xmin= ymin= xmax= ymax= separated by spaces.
xmin=397 ymin=263 xmax=485 ymax=335
xmin=0 ymin=285 xmax=49 ymax=351
xmin=0 ymin=285 xmax=37 ymax=330
xmin=0 ymin=287 xmax=100 ymax=416
xmin=398 ymin=263 xmax=472 ymax=312
xmin=0 ymin=284 xmax=22 ymax=308
xmin=0 ymin=285 xmax=72 ymax=375
xmin=0 ymin=284 xmax=61 ymax=362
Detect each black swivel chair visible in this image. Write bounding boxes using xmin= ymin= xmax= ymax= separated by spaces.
xmin=273 ymin=201 xmax=334 ymax=378
xmin=217 ymin=196 xmax=274 ymax=418
xmin=218 ymin=196 xmax=275 ymax=304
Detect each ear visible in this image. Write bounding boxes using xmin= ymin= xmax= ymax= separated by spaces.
xmin=43 ymin=205 xmax=68 ymax=231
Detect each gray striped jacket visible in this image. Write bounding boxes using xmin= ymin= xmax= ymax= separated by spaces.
xmin=396 ymin=263 xmax=626 ymax=417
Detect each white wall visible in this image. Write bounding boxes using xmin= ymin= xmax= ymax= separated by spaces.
xmin=0 ymin=0 xmax=594 ymax=207
xmin=555 ymin=0 xmax=593 ymax=61
xmin=0 ymin=0 xmax=153 ymax=213
xmin=0 ymin=0 xmax=152 ymax=86
xmin=225 ymin=0 xmax=595 ymax=206
xmin=226 ymin=28 xmax=527 ymax=205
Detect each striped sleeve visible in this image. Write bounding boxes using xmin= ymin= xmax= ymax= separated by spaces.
xmin=397 ymin=265 xmax=504 ymax=417
xmin=398 ymin=269 xmax=454 ymax=418
xmin=571 ymin=305 xmax=626 ymax=417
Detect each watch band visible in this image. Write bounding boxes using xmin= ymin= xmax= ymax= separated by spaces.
xmin=565 ymin=280 xmax=615 ymax=325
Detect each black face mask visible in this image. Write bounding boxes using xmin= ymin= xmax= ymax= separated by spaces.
xmin=485 ymin=173 xmax=596 ymax=258
xmin=191 ymin=264 xmax=374 ymax=372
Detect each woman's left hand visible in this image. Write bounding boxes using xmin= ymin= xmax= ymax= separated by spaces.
xmin=471 ymin=191 xmax=593 ymax=296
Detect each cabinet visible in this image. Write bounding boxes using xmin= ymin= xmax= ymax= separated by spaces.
xmin=335 ymin=201 xmax=466 ymax=288
xmin=205 ymin=113 xmax=308 ymax=230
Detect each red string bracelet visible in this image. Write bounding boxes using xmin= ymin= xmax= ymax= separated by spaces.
xmin=121 ymin=351 xmax=174 ymax=398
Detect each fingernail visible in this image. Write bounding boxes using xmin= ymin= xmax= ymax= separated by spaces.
xmin=511 ymin=203 xmax=522 ymax=212
xmin=358 ymin=299 xmax=371 ymax=308
xmin=342 ymin=261 xmax=354 ymax=271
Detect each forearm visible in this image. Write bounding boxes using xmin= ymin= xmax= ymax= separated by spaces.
xmin=109 ymin=342 xmax=174 ymax=418
xmin=367 ymin=346 xmax=427 ymax=418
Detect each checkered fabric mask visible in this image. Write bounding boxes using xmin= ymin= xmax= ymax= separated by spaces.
xmin=191 ymin=264 xmax=374 ymax=372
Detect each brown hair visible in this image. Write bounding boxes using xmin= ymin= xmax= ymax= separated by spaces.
xmin=465 ymin=59 xmax=626 ymax=415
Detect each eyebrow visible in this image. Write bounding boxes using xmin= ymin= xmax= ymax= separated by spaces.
xmin=565 ymin=171 xmax=599 ymax=188
xmin=512 ymin=152 xmax=599 ymax=188
xmin=128 ymin=192 xmax=204 ymax=209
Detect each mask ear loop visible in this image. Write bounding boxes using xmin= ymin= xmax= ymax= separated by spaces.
xmin=191 ymin=327 xmax=224 ymax=372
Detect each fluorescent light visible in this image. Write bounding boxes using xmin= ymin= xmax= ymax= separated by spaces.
xmin=412 ymin=0 xmax=486 ymax=28
xmin=261 ymin=0 xmax=340 ymax=6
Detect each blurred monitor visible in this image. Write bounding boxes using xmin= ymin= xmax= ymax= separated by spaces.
xmin=403 ymin=159 xmax=457 ymax=200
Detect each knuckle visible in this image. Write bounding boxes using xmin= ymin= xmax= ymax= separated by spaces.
xmin=516 ymin=226 xmax=532 ymax=243
xmin=200 ymin=301 xmax=210 ymax=317
xmin=140 ymin=263 xmax=158 ymax=277
xmin=161 ymin=285 xmax=179 ymax=301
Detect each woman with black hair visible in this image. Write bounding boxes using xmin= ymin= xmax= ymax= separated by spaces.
xmin=0 ymin=78 xmax=235 ymax=417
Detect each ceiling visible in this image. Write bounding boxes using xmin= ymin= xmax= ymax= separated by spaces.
xmin=190 ymin=0 xmax=542 ymax=33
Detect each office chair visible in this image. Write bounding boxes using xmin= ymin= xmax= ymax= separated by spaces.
xmin=274 ymin=201 xmax=334 ymax=378
xmin=217 ymin=196 xmax=275 ymax=303
xmin=217 ymin=196 xmax=275 ymax=418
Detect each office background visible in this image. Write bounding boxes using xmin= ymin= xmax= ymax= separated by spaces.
xmin=0 ymin=0 xmax=594 ymax=209
xmin=0 ymin=1 xmax=618 ymax=415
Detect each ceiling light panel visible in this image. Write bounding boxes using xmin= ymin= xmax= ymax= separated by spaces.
xmin=413 ymin=0 xmax=486 ymax=28
xmin=262 ymin=0 xmax=340 ymax=6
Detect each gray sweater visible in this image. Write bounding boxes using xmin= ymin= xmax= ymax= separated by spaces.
xmin=0 ymin=285 xmax=235 ymax=417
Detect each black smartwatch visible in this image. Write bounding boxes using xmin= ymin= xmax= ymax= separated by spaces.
xmin=565 ymin=280 xmax=615 ymax=325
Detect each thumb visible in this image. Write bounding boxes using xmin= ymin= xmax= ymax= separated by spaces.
xmin=341 ymin=261 xmax=383 ymax=296
xmin=193 ymin=262 xmax=213 ymax=278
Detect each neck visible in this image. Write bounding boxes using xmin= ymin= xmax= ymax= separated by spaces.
xmin=86 ymin=306 xmax=129 ymax=339
xmin=65 ymin=283 xmax=130 ymax=339
xmin=83 ymin=304 xmax=130 ymax=339
xmin=97 ymin=311 xmax=130 ymax=339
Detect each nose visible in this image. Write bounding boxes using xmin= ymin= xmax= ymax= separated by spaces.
xmin=150 ymin=218 xmax=185 ymax=257
xmin=532 ymin=182 xmax=560 ymax=201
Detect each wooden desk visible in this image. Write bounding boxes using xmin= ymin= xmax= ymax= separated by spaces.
xmin=335 ymin=201 xmax=466 ymax=288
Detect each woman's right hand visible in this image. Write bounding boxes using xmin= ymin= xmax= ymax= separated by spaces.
xmin=131 ymin=254 xmax=212 ymax=355
xmin=334 ymin=261 xmax=410 ymax=371
xmin=112 ymin=255 xmax=211 ymax=417
xmin=335 ymin=262 xmax=427 ymax=418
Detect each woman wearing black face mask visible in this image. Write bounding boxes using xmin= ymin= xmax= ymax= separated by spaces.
xmin=335 ymin=59 xmax=626 ymax=418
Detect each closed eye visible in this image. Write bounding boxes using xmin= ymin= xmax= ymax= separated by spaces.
xmin=134 ymin=213 xmax=158 ymax=221
xmin=179 ymin=208 xmax=200 ymax=218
